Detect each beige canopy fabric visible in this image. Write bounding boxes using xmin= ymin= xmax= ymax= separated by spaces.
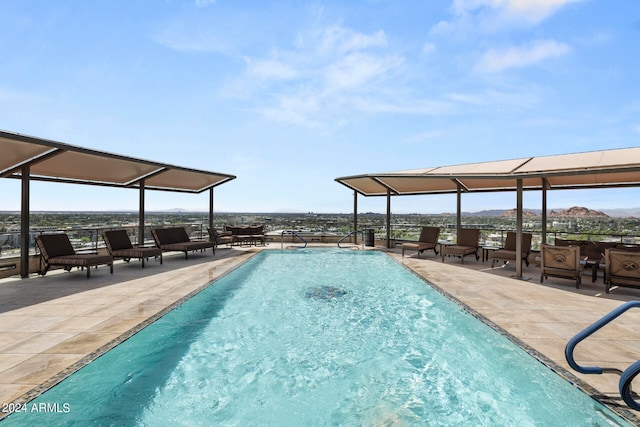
xmin=0 ymin=130 xmax=236 ymax=192
xmin=335 ymin=148 xmax=640 ymax=196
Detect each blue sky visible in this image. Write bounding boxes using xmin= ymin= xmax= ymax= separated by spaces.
xmin=1 ymin=0 xmax=639 ymax=213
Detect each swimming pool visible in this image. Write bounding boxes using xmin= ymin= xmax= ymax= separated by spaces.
xmin=2 ymin=249 xmax=634 ymax=425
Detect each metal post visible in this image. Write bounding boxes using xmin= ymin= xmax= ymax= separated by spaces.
xmin=209 ymin=187 xmax=214 ymax=234
xmin=516 ymin=178 xmax=523 ymax=278
xmin=541 ymin=181 xmax=548 ymax=244
xmin=138 ymin=180 xmax=145 ymax=246
xmin=20 ymin=166 xmax=30 ymax=278
xmin=456 ymin=184 xmax=462 ymax=241
xmin=386 ymin=189 xmax=391 ymax=248
xmin=353 ymin=191 xmax=358 ymax=244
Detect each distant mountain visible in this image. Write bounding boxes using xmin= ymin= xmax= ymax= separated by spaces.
xmin=501 ymin=209 xmax=540 ymax=217
xmin=600 ymin=208 xmax=640 ymax=218
xmin=460 ymin=206 xmax=628 ymax=218
xmin=549 ymin=206 xmax=609 ymax=218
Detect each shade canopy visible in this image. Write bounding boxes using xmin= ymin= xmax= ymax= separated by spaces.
xmin=0 ymin=130 xmax=236 ymax=193
xmin=335 ymin=148 xmax=640 ymax=196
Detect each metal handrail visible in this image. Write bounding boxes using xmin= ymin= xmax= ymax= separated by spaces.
xmin=280 ymin=230 xmax=307 ymax=249
xmin=565 ymin=300 xmax=640 ymax=410
xmin=337 ymin=230 xmax=364 ymax=249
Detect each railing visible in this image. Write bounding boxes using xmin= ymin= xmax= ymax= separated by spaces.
xmin=337 ymin=230 xmax=364 ymax=250
xmin=280 ymin=230 xmax=307 ymax=249
xmin=565 ymin=301 xmax=640 ymax=410
xmin=0 ymin=223 xmax=208 ymax=254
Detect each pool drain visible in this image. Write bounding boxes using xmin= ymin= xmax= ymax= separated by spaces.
xmin=304 ymin=285 xmax=347 ymax=300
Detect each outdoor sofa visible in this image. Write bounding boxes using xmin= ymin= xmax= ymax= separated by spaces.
xmin=152 ymin=227 xmax=216 ymax=259
xmin=103 ymin=229 xmax=163 ymax=268
xmin=35 ymin=233 xmax=113 ymax=278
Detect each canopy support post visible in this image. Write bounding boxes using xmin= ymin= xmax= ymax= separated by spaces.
xmin=456 ymin=184 xmax=462 ymax=241
xmin=386 ymin=189 xmax=392 ymax=248
xmin=209 ymin=187 xmax=214 ymax=235
xmin=541 ymin=181 xmax=548 ymax=244
xmin=353 ymin=190 xmax=358 ymax=244
xmin=516 ymin=178 xmax=523 ymax=278
xmin=20 ymin=166 xmax=30 ymax=278
xmin=138 ymin=180 xmax=145 ymax=246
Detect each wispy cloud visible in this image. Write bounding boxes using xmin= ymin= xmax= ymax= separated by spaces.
xmin=452 ymin=0 xmax=586 ymax=25
xmin=317 ymin=26 xmax=387 ymax=54
xmin=244 ymin=57 xmax=300 ymax=81
xmin=476 ymin=39 xmax=571 ymax=72
xmin=224 ymin=25 xmax=417 ymax=126
xmin=152 ymin=24 xmax=230 ymax=53
xmin=194 ymin=0 xmax=216 ymax=8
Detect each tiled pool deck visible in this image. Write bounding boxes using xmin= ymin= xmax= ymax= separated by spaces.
xmin=1 ymin=244 xmax=639 ymax=423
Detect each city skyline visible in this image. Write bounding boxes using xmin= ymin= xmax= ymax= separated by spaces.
xmin=1 ymin=1 xmax=639 ymax=213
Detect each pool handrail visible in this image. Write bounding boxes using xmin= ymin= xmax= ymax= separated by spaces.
xmin=280 ymin=230 xmax=307 ymax=249
xmin=565 ymin=300 xmax=640 ymax=410
xmin=337 ymin=230 xmax=364 ymax=250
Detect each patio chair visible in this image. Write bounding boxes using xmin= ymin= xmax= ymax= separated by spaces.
xmin=35 ymin=233 xmax=113 ymax=278
xmin=152 ymin=227 xmax=215 ymax=259
xmin=539 ymin=244 xmax=583 ymax=288
xmin=604 ymin=248 xmax=640 ymax=293
xmin=441 ymin=228 xmax=480 ymax=264
xmin=489 ymin=232 xmax=532 ymax=268
xmin=102 ymin=229 xmax=163 ymax=268
xmin=402 ymin=226 xmax=440 ymax=257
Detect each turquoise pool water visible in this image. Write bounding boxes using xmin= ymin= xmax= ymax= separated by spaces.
xmin=2 ymin=249 xmax=633 ymax=426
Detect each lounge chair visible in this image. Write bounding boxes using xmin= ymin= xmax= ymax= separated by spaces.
xmin=402 ymin=226 xmax=440 ymax=257
xmin=540 ymin=244 xmax=583 ymax=288
xmin=441 ymin=228 xmax=480 ymax=264
xmin=35 ymin=233 xmax=113 ymax=278
xmin=604 ymin=248 xmax=640 ymax=293
xmin=489 ymin=232 xmax=532 ymax=268
xmin=207 ymin=227 xmax=233 ymax=247
xmin=151 ymin=227 xmax=215 ymax=259
xmin=102 ymin=229 xmax=163 ymax=268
